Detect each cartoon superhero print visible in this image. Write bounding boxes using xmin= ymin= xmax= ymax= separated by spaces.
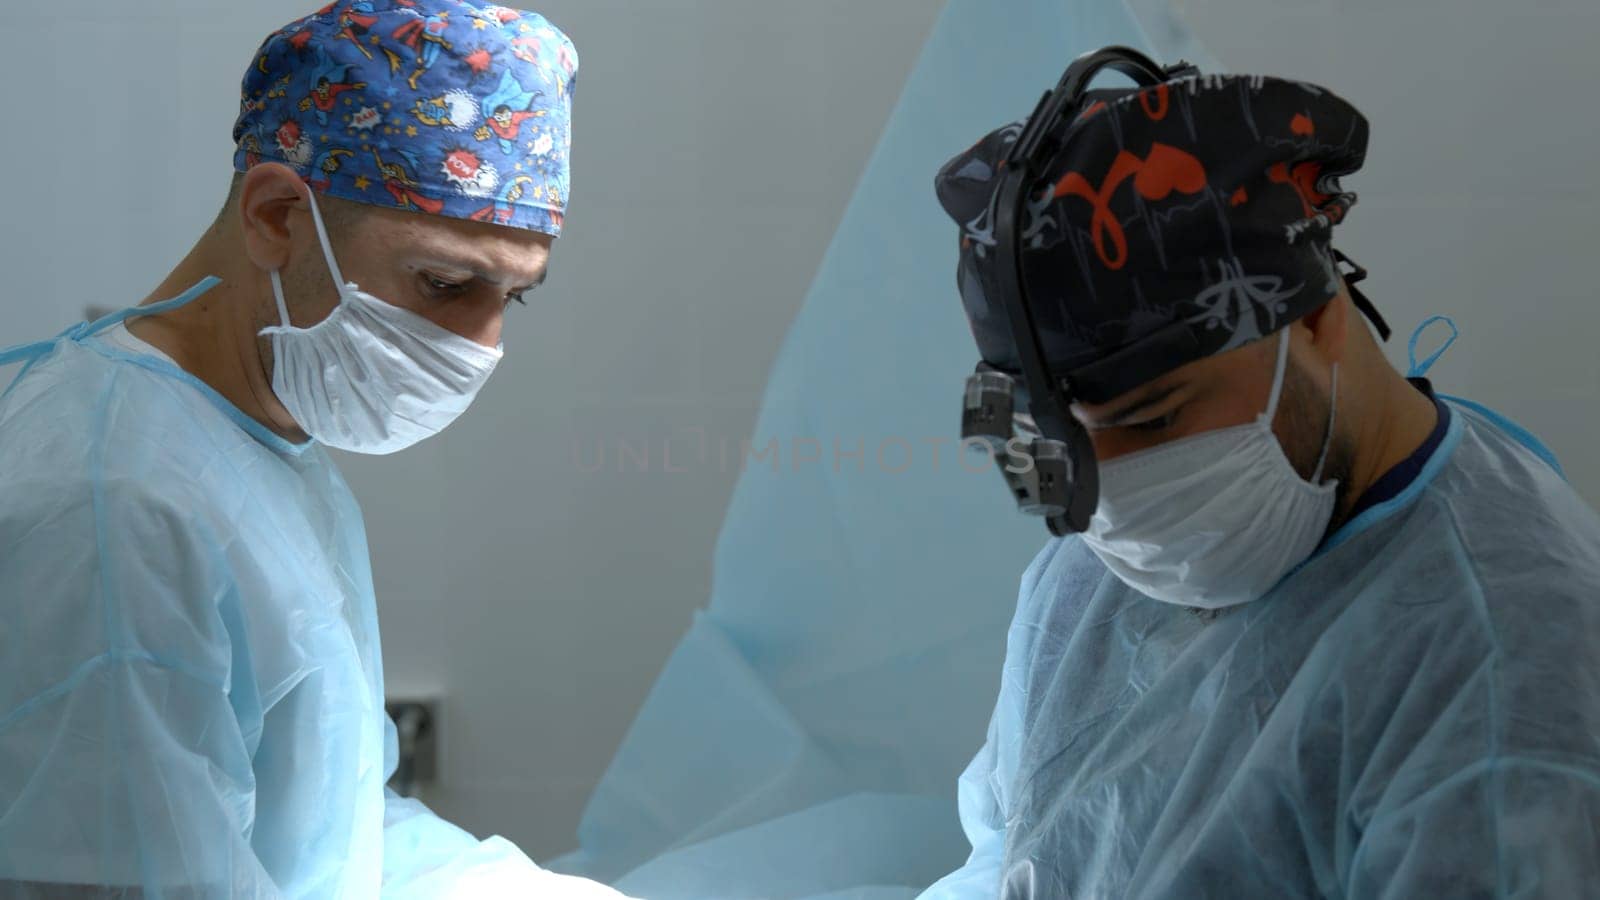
xmin=373 ymin=147 xmax=445 ymax=214
xmin=390 ymin=9 xmax=454 ymax=90
xmin=333 ymin=1 xmax=380 ymax=61
xmin=473 ymin=69 xmax=545 ymax=155
xmin=308 ymin=148 xmax=356 ymax=192
xmin=469 ymin=174 xmax=539 ymax=226
xmin=519 ymin=26 xmax=575 ymax=98
xmin=240 ymin=128 xmax=265 ymax=169
xmin=274 ymin=119 xmax=314 ymax=167
xmin=299 ymin=48 xmax=368 ymax=127
xmin=270 ymin=75 xmax=296 ymax=104
xmin=259 ymin=18 xmax=316 ymax=73
xmin=347 ymin=104 xmax=383 ymax=133
xmin=475 ymin=6 xmax=523 ymax=26
xmin=508 ymin=35 xmax=540 ymax=65
xmin=411 ymin=89 xmax=480 ymax=132
xmin=439 ymin=146 xmax=499 ymax=197
xmin=237 ymin=1 xmax=577 ymax=237
xmin=547 ymin=28 xmax=577 ymax=81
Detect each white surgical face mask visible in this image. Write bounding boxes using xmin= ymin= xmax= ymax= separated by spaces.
xmin=1080 ymin=329 xmax=1339 ymax=609
xmin=262 ymin=189 xmax=503 ymax=455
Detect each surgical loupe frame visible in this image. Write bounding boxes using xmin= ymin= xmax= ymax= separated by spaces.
xmin=962 ymin=46 xmax=1199 ymax=536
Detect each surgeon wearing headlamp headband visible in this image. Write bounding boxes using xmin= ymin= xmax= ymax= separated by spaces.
xmin=926 ymin=46 xmax=1600 ymax=899
xmin=952 ymin=47 xmax=1395 ymax=600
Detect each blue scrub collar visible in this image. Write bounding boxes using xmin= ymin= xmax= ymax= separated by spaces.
xmin=1 ymin=276 xmax=317 ymax=458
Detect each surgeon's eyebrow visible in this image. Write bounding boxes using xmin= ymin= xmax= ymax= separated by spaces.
xmin=1074 ymin=383 xmax=1182 ymax=431
xmin=415 ymin=252 xmax=548 ymax=293
xmin=513 ymin=269 xmax=550 ymax=293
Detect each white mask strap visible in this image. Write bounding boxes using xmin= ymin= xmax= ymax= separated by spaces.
xmin=268 ymin=187 xmax=349 ymax=330
xmin=1312 ymin=363 xmax=1339 ymax=483
xmin=269 ymin=269 xmax=292 ymax=328
xmin=1262 ymin=327 xmax=1339 ymax=485
xmin=1263 ymin=328 xmax=1292 ymax=421
xmin=303 ymin=188 xmax=348 ymax=289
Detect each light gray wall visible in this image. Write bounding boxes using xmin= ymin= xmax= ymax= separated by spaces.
xmin=0 ymin=0 xmax=943 ymax=861
xmin=5 ymin=0 xmax=1595 ymax=868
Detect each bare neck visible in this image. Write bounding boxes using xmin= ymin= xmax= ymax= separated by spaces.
xmin=125 ymin=231 xmax=304 ymax=442
xmin=1335 ymin=352 xmax=1440 ymax=524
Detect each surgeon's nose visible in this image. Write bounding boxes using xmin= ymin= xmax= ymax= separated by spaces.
xmin=429 ymin=298 xmax=504 ymax=350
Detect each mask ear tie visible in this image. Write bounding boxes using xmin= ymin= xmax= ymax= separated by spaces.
xmin=269 ymin=270 xmax=293 ymax=328
xmin=1312 ymin=363 xmax=1339 ymax=484
xmin=303 ymin=187 xmax=348 ymax=290
xmin=1263 ymin=328 xmax=1292 ymax=421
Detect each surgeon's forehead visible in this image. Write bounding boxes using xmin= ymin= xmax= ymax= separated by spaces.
xmin=1070 ymin=338 xmax=1269 ymax=427
xmin=371 ymin=210 xmax=551 ymax=278
xmin=1071 ymin=370 xmax=1186 ymax=428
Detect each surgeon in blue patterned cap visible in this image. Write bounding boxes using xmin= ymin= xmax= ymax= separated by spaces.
xmin=0 ymin=3 xmax=633 ymax=897
xmin=239 ymin=0 xmax=575 ymax=234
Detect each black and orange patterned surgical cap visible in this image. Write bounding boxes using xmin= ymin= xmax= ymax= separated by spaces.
xmin=935 ymin=72 xmax=1370 ymax=395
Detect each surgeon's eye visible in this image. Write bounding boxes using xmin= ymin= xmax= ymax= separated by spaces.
xmin=505 ymin=290 xmax=528 ymax=307
xmin=422 ymin=274 xmax=468 ymax=297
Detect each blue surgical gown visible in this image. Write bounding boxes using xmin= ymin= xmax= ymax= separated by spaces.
xmin=0 ymin=296 xmax=627 ymax=898
xmin=923 ymin=401 xmax=1600 ymax=898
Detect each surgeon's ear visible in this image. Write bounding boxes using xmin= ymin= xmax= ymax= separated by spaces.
xmin=238 ymin=163 xmax=309 ymax=273
xmin=1298 ymin=287 xmax=1351 ymax=368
